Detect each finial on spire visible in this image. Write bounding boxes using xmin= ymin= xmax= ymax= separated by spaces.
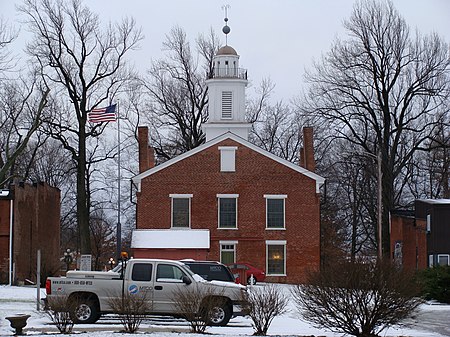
xmin=221 ymin=4 xmax=231 ymax=45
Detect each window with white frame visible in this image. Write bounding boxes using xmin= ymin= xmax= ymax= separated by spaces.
xmin=265 ymin=195 xmax=287 ymax=229
xmin=170 ymin=194 xmax=192 ymax=228
xmin=220 ymin=241 xmax=237 ymax=264
xmin=266 ymin=240 xmax=286 ymax=276
xmin=219 ymin=146 xmax=237 ymax=172
xmin=217 ymin=194 xmax=238 ymax=229
xmin=438 ymin=254 xmax=449 ymax=266
xmin=429 ymin=254 xmax=434 ymax=267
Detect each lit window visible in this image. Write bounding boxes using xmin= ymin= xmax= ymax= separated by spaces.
xmin=170 ymin=194 xmax=192 ymax=228
xmin=217 ymin=194 xmax=238 ymax=228
xmin=266 ymin=241 xmax=286 ymax=275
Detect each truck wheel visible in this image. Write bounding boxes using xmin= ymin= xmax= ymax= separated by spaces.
xmin=206 ymin=302 xmax=232 ymax=326
xmin=70 ymin=298 xmax=99 ymax=324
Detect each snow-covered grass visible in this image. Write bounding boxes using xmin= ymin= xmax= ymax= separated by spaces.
xmin=0 ymin=284 xmax=449 ymax=337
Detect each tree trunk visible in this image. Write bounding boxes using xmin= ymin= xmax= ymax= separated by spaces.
xmin=77 ymin=127 xmax=91 ymax=255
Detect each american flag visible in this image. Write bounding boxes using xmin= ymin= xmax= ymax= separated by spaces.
xmin=88 ymin=104 xmax=117 ymax=123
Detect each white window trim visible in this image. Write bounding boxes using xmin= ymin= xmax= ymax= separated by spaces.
xmin=218 ymin=146 xmax=238 ymax=151
xmin=426 ymin=214 xmax=431 ymax=233
xmin=264 ymin=194 xmax=287 ymax=199
xmin=219 ymin=146 xmax=238 ymax=172
xmin=217 ymin=194 xmax=239 ymax=198
xmin=170 ymin=195 xmax=192 ymax=229
xmin=217 ymin=195 xmax=238 ymax=229
xmin=265 ymin=195 xmax=287 ymax=230
xmin=169 ymin=194 xmax=193 ymax=198
xmin=437 ymin=254 xmax=450 ymax=266
xmin=265 ymin=240 xmax=287 ymax=277
xmin=266 ymin=240 xmax=287 ymax=245
xmin=219 ymin=240 xmax=238 ymax=245
xmin=220 ymin=241 xmax=237 ymax=264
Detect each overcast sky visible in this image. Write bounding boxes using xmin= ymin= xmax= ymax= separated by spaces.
xmin=1 ymin=0 xmax=450 ymax=101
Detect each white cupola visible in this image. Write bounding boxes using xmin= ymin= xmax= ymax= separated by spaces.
xmin=203 ymin=15 xmax=251 ymax=141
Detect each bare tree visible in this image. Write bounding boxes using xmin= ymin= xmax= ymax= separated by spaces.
xmin=248 ymin=80 xmax=304 ymax=163
xmin=299 ymin=0 xmax=450 ymax=257
xmin=292 ymin=260 xmax=422 ymax=337
xmin=89 ymin=210 xmax=116 ymax=270
xmin=106 ymin=291 xmax=151 ymax=333
xmin=244 ymin=284 xmax=289 ymax=336
xmin=45 ymin=295 xmax=75 ymax=334
xmin=142 ymin=26 xmax=219 ymax=161
xmin=412 ymin=113 xmax=450 ymax=199
xmin=0 ymin=17 xmax=18 ymax=76
xmin=19 ymin=0 xmax=143 ymax=255
xmin=171 ymin=284 xmax=229 ymax=333
xmin=0 ymin=75 xmax=49 ymax=187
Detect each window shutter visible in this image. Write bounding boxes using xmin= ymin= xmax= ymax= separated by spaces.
xmin=221 ymin=91 xmax=232 ymax=119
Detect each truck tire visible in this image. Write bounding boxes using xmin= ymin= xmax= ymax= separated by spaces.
xmin=70 ymin=296 xmax=99 ymax=324
xmin=205 ymin=301 xmax=232 ymax=326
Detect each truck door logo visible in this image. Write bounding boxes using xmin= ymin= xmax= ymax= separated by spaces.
xmin=128 ymin=284 xmax=138 ymax=294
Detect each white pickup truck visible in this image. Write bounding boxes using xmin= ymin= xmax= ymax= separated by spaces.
xmin=45 ymin=259 xmax=247 ymax=326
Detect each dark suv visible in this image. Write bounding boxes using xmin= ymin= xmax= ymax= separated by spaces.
xmin=182 ymin=260 xmax=236 ymax=283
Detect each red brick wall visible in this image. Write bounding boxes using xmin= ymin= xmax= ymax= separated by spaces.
xmin=136 ymin=138 xmax=320 ymax=283
xmin=0 ymin=183 xmax=61 ymax=284
xmin=390 ymin=214 xmax=427 ymax=271
xmin=0 ymin=199 xmax=12 ymax=283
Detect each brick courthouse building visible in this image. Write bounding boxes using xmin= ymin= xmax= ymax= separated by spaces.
xmin=131 ymin=41 xmax=325 ymax=283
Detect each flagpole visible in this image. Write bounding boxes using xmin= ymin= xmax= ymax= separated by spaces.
xmin=116 ymin=100 xmax=122 ymax=262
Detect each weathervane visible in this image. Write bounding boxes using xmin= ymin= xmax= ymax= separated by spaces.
xmin=222 ymin=4 xmax=231 ymax=45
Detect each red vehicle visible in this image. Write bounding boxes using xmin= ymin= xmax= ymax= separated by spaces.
xmin=228 ymin=262 xmax=266 ymax=285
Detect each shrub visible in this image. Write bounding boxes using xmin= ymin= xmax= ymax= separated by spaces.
xmin=106 ymin=291 xmax=151 ymax=333
xmin=45 ymin=295 xmax=74 ymax=334
xmin=244 ymin=283 xmax=289 ymax=336
xmin=171 ymin=284 xmax=229 ymax=333
xmin=291 ymin=260 xmax=423 ymax=337
xmin=418 ymin=265 xmax=450 ymax=304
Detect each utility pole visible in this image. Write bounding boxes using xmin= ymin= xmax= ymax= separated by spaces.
xmin=377 ymin=150 xmax=382 ymax=260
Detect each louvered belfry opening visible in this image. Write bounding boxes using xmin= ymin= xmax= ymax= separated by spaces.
xmin=221 ymin=91 xmax=232 ymax=119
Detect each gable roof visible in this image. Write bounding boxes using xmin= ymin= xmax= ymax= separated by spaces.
xmin=132 ymin=132 xmax=325 ymax=193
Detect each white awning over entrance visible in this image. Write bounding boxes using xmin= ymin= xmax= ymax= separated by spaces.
xmin=131 ymin=229 xmax=210 ymax=249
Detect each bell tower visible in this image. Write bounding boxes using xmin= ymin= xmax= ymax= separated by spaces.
xmin=203 ymin=9 xmax=251 ymax=141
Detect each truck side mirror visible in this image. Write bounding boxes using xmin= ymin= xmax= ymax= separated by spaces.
xmin=182 ymin=276 xmax=192 ymax=285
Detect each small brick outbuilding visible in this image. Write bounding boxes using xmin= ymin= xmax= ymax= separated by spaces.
xmin=0 ymin=182 xmax=60 ymax=284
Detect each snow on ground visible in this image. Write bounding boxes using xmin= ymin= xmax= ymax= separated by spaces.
xmin=0 ymin=284 xmax=449 ymax=337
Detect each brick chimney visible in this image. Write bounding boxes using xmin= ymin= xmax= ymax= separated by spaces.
xmin=138 ymin=126 xmax=155 ymax=173
xmin=300 ymin=127 xmax=316 ymax=172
